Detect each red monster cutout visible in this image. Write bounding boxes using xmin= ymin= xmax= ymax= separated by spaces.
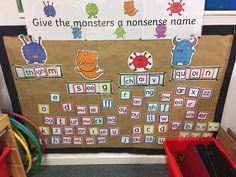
xmin=167 ymin=0 xmax=185 ymax=16
xmin=128 ymin=51 xmax=153 ymax=72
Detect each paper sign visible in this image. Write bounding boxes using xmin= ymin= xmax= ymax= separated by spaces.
xmin=21 ymin=0 xmax=205 ymax=40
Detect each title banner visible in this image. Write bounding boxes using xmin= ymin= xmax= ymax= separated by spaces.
xmin=22 ymin=0 xmax=205 ymax=40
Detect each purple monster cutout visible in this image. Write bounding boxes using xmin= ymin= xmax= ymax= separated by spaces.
xmin=154 ymin=24 xmax=167 ymax=39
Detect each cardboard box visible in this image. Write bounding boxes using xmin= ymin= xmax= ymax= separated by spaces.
xmin=218 ymin=126 xmax=236 ymax=163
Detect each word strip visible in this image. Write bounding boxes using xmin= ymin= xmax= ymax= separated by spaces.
xmin=171 ymin=66 xmax=220 ymax=81
xmin=66 ymin=81 xmax=112 ymax=95
xmin=15 ymin=64 xmax=63 ymax=79
xmin=119 ymin=72 xmax=165 ymax=87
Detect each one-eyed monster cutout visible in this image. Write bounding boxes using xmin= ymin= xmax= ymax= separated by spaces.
xmin=43 ymin=1 xmax=56 ymax=17
xmin=19 ymin=34 xmax=47 ymax=65
xmin=171 ymin=36 xmax=198 ymax=66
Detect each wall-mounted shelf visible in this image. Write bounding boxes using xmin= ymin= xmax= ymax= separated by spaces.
xmin=204 ymin=11 xmax=236 ymax=25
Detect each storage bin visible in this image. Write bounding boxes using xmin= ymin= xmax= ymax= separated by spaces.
xmin=164 ymin=137 xmax=236 ymax=177
xmin=0 ymin=147 xmax=11 ymax=177
xmin=205 ymin=0 xmax=236 ymax=10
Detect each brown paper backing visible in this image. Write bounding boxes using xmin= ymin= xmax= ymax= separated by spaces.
xmin=3 ymin=35 xmax=232 ymax=148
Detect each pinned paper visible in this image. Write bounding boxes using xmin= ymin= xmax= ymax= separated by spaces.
xmin=64 ymin=126 xmax=74 ymax=135
xmin=147 ymin=102 xmax=158 ymax=112
xmin=132 ymin=136 xmax=142 ymax=144
xmin=49 ymin=92 xmax=61 ymax=102
xmin=144 ymin=87 xmax=156 ymax=98
xmin=77 ymin=127 xmax=87 ymax=135
xmin=110 ymin=128 xmax=120 ymax=136
xmin=52 ymin=127 xmax=62 ymax=135
xmin=94 ymin=116 xmax=104 ymax=125
xmin=130 ymin=110 xmax=141 ymax=119
xmin=159 ymin=115 xmax=169 ymax=123
xmin=120 ymin=90 xmax=131 ymax=100
xmin=195 ymin=122 xmax=207 ymax=131
xmin=128 ymin=51 xmax=153 ymax=72
xmin=106 ymin=115 xmax=117 ymax=125
xmin=118 ymin=105 xmax=128 ymax=115
xmin=132 ymin=96 xmax=143 ymax=106
xmin=73 ymin=137 xmax=83 ymax=145
xmin=101 ymin=98 xmax=113 ymax=109
xmin=190 ymin=132 xmax=201 ymax=138
xmin=179 ymin=131 xmax=190 ymax=138
xmin=44 ymin=116 xmax=54 ymax=125
xmin=197 ymin=112 xmax=209 ymax=120
xmin=82 ymin=116 xmax=92 ymax=125
xmin=144 ymin=125 xmax=154 ymax=134
xmin=74 ymin=50 xmax=104 ymax=80
xmin=85 ymin=137 xmax=96 ymax=145
xmin=62 ymin=103 xmax=73 ymax=112
xmin=207 ymin=122 xmax=220 ymax=132
xmin=171 ymin=36 xmax=198 ymax=66
xmin=185 ymin=110 xmax=196 ymax=119
xmin=157 ymin=137 xmax=166 ymax=145
xmin=99 ymin=128 xmax=109 ymax=136
xmin=146 ymin=114 xmax=156 ymax=123
xmin=132 ymin=126 xmax=142 ymax=134
xmin=38 ymin=104 xmax=50 ymax=114
xmin=121 ymin=136 xmax=130 ymax=144
xmin=202 ymin=132 xmax=213 ymax=138
xmin=51 ymin=137 xmax=60 ymax=145
xmin=144 ymin=136 xmax=154 ymax=143
xmin=200 ymin=88 xmax=214 ymax=99
xmin=183 ymin=121 xmax=194 ymax=130
xmin=39 ymin=126 xmax=50 ymax=135
xmin=171 ymin=122 xmax=182 ymax=130
xmin=19 ymin=34 xmax=47 ymax=65
xmin=56 ymin=117 xmax=66 ymax=125
xmin=188 ymin=87 xmax=200 ymax=97
xmin=158 ymin=124 xmax=168 ymax=132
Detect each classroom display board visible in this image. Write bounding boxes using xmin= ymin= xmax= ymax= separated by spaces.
xmin=3 ymin=34 xmax=233 ymax=149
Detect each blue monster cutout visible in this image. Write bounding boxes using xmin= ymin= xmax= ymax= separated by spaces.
xmin=43 ymin=1 xmax=56 ymax=17
xmin=19 ymin=34 xmax=47 ymax=65
xmin=171 ymin=36 xmax=198 ymax=66
xmin=71 ymin=26 xmax=82 ymax=39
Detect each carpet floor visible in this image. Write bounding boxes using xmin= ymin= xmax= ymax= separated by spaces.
xmin=31 ymin=164 xmax=168 ymax=177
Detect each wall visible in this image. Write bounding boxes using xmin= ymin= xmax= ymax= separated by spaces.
xmin=0 ymin=0 xmax=25 ymax=25
xmin=0 ymin=65 xmax=12 ymax=112
xmin=221 ymin=61 xmax=236 ymax=131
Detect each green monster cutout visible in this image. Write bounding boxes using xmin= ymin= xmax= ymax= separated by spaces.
xmin=114 ymin=26 xmax=126 ymax=39
xmin=86 ymin=3 xmax=98 ymax=18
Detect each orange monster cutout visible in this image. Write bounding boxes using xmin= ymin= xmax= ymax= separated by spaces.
xmin=124 ymin=0 xmax=138 ymax=17
xmin=74 ymin=50 xmax=104 ymax=80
